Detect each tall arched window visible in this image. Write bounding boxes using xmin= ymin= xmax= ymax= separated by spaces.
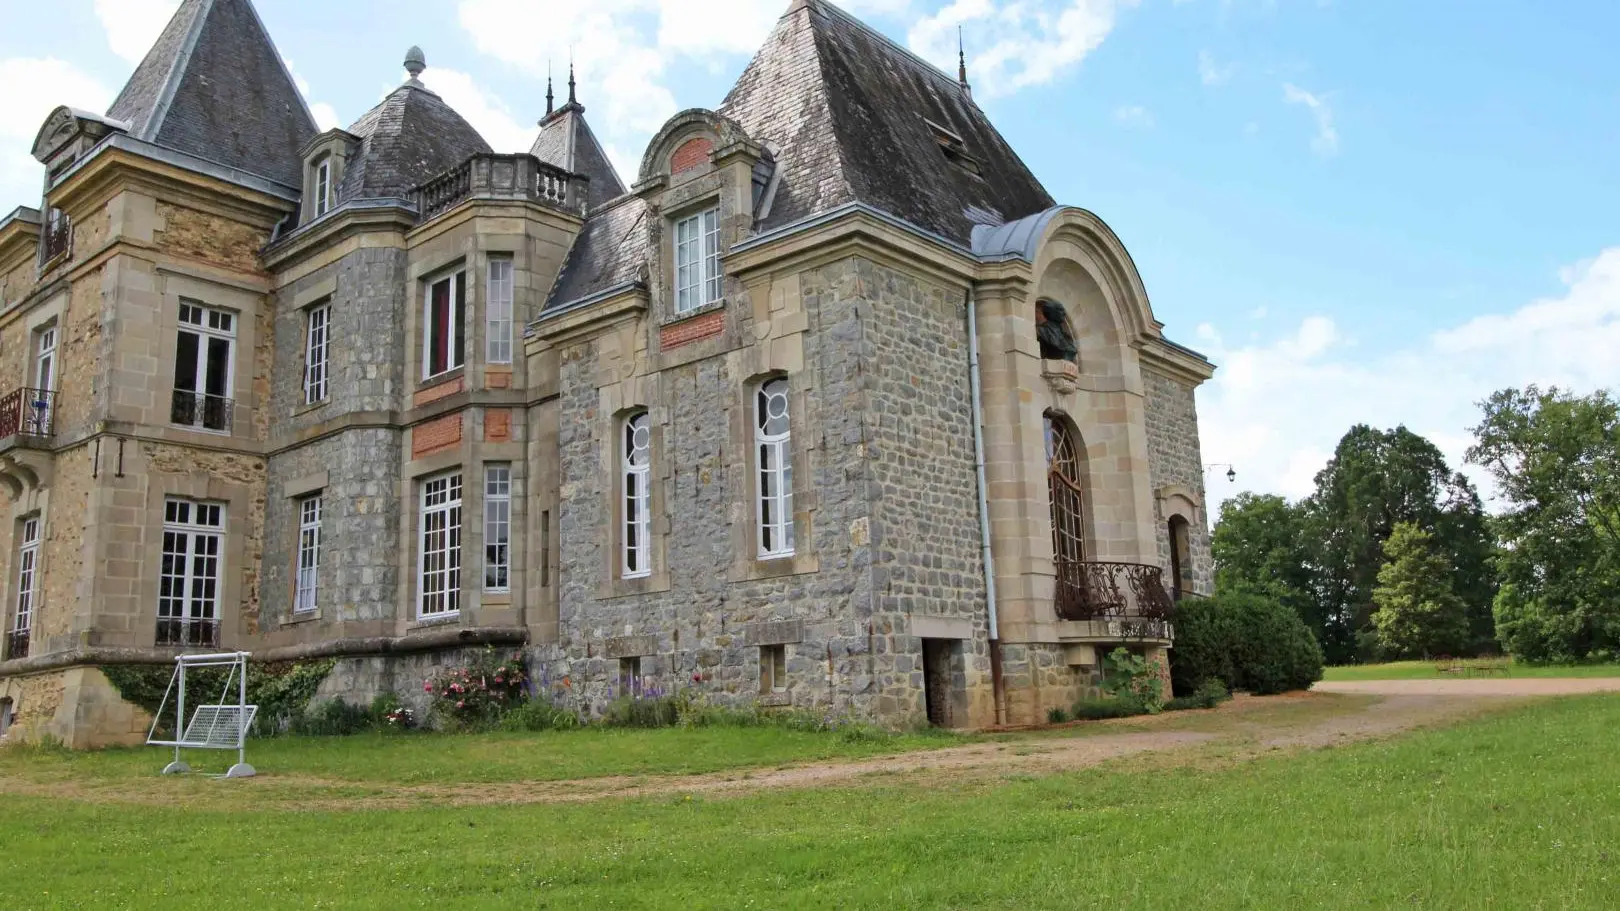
xmin=1046 ymin=414 xmax=1089 ymax=616
xmin=756 ymin=378 xmax=794 ymax=558
xmin=622 ymin=411 xmax=651 ymax=579
xmin=1168 ymin=516 xmax=1192 ymax=600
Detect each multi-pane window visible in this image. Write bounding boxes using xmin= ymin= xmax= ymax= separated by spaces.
xmin=294 ymin=496 xmax=322 ymax=613
xmin=673 ymin=206 xmax=721 ymax=314
xmin=484 ymin=465 xmax=510 ymax=593
xmin=304 ymin=304 xmax=329 ymax=404
xmin=622 ymin=412 xmax=651 ymax=579
xmin=423 ymin=272 xmax=466 ymax=379
xmin=33 ymin=325 xmax=55 ymax=391
xmin=9 ymin=517 xmax=39 ymax=659
xmin=486 ymin=258 xmax=513 ymax=364
xmin=759 ymin=645 xmax=787 ymax=694
xmin=158 ymin=498 xmax=225 ymax=647
xmin=172 ymin=301 xmax=235 ymax=432
xmin=419 ymin=473 xmax=463 ymax=618
xmin=315 ymin=159 xmax=332 ymax=217
xmin=755 ymin=378 xmax=794 ymax=558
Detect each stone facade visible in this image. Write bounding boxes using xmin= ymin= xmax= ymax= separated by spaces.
xmin=0 ymin=0 xmax=1217 ymax=746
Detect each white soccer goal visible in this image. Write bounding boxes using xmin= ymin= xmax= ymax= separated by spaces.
xmin=145 ymin=651 xmax=257 ymax=779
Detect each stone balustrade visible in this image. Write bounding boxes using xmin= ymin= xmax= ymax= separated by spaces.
xmin=412 ymin=153 xmax=588 ymax=222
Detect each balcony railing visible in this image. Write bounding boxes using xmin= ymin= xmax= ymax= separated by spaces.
xmin=0 ymin=388 xmax=56 ymax=439
xmin=170 ymin=390 xmax=234 ymax=432
xmin=411 ymin=153 xmax=588 ymax=222
xmin=155 ymin=618 xmax=220 ymax=648
xmin=1055 ymin=560 xmax=1176 ymax=623
xmin=40 ymin=211 xmax=71 ymax=263
xmin=4 ymin=629 xmax=28 ymax=660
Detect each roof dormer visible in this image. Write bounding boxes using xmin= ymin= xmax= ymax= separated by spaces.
xmin=298 ymin=127 xmax=359 ymax=224
xmin=31 ymin=107 xmax=129 ymax=189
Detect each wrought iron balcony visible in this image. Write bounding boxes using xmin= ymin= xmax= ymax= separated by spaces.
xmin=170 ymin=390 xmax=234 ymax=432
xmin=0 ymin=388 xmax=56 ymax=439
xmin=1055 ymin=560 xmax=1176 ymax=623
xmin=155 ymin=618 xmax=220 ymax=648
xmin=412 ymin=153 xmax=587 ymax=223
xmin=4 ymin=629 xmax=28 ymax=660
xmin=40 ymin=211 xmax=71 ymax=263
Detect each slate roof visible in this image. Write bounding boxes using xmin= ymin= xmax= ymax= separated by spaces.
xmin=339 ymin=81 xmax=493 ymax=201
xmin=719 ymin=0 xmax=1054 ymax=245
xmin=531 ymin=103 xmax=628 ymax=212
xmin=105 ymin=0 xmax=316 ymax=188
xmin=544 ymin=196 xmax=650 ymax=310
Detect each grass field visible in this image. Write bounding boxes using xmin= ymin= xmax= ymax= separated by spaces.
xmin=1 ymin=694 xmax=1617 ymax=908
xmin=1322 ymin=659 xmax=1620 ymax=681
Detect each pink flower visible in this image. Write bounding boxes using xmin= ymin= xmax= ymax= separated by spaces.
xmin=424 ymin=682 xmax=434 ymax=693
xmin=456 ymin=700 xmax=465 ymax=709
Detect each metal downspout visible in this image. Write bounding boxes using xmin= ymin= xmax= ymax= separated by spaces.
xmin=967 ymin=285 xmax=1004 ymax=725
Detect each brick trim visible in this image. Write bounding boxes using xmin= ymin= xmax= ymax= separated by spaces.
xmin=414 ymin=376 xmax=464 ymax=407
xmin=660 ymin=310 xmax=724 ymax=350
xmin=671 ymin=137 xmax=713 ymax=175
xmin=412 ymin=412 xmax=462 ymax=458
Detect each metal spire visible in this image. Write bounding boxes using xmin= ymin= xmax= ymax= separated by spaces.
xmin=568 ymin=54 xmax=577 ymax=106
xmin=545 ymin=61 xmax=554 ymax=116
xmin=957 ymin=26 xmax=972 ymax=97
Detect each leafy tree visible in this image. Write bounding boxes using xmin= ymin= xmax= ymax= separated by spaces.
xmin=1468 ymin=386 xmax=1620 ymax=661
xmin=1371 ymin=523 xmax=1470 ymax=658
xmin=1211 ymin=492 xmax=1318 ymax=626
xmin=1303 ymin=424 xmax=1497 ymax=661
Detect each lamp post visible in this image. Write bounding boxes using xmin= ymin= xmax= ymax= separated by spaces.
xmin=1204 ymin=463 xmax=1237 ymax=484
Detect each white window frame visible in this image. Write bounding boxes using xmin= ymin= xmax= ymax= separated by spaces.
xmin=673 ymin=206 xmax=721 ymax=314
xmin=33 ymin=325 xmax=56 ymax=392
xmin=13 ymin=517 xmax=40 ymax=639
xmin=483 ymin=464 xmax=511 ymax=593
xmin=418 ymin=472 xmax=463 ymax=618
xmin=622 ymin=412 xmax=651 ymax=579
xmin=173 ymin=301 xmax=236 ymax=432
xmin=294 ymin=495 xmax=322 ymax=613
xmin=315 ymin=159 xmax=332 ymax=217
xmin=422 ymin=272 xmax=466 ymax=380
xmin=755 ymin=377 xmax=795 ymax=559
xmin=304 ymin=303 xmax=330 ymax=404
xmin=159 ymin=498 xmax=225 ymax=638
xmin=486 ymin=257 xmax=513 ymax=364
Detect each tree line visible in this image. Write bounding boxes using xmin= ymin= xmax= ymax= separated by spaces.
xmin=1212 ymin=385 xmax=1620 ymax=665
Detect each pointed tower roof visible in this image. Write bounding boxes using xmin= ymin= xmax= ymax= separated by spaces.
xmin=105 ymin=0 xmax=317 ymax=188
xmin=529 ymin=75 xmax=627 ymax=211
xmin=718 ymin=0 xmax=1052 ymax=244
xmin=338 ymin=51 xmax=494 ymax=201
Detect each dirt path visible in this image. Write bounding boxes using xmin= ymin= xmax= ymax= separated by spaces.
xmin=1 ymin=689 xmax=1545 ymax=810
xmin=1313 ymin=678 xmax=1620 ymax=696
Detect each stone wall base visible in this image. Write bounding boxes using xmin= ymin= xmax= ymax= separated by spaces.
xmin=0 ymin=667 xmax=152 ymax=749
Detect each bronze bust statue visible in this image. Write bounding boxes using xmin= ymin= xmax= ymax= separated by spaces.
xmin=1036 ymin=298 xmax=1078 ymax=362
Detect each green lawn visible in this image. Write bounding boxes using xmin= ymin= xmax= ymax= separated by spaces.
xmin=0 ymin=724 xmax=968 ymax=785
xmin=1323 ymin=659 xmax=1620 ymax=681
xmin=2 ymin=695 xmax=1618 ymax=908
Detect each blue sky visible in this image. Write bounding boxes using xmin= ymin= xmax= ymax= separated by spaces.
xmin=3 ymin=0 xmax=1617 ymax=514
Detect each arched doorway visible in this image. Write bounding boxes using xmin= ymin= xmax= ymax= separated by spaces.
xmin=1168 ymin=515 xmax=1192 ymax=600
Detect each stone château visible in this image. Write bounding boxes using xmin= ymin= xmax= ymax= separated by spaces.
xmin=0 ymin=0 xmax=1214 ymax=746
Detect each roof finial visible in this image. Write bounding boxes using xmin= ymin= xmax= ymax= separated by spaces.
xmin=545 ymin=61 xmax=555 ymax=116
xmin=568 ymin=52 xmax=577 ymax=106
xmin=405 ymin=46 xmax=427 ymax=85
xmin=957 ymin=27 xmax=972 ymax=98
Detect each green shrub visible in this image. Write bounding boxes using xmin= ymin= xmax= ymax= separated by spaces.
xmin=1172 ymin=593 xmax=1323 ymax=696
xmin=601 ymin=694 xmax=679 ymax=728
xmin=1046 ymin=707 xmax=1070 ymax=724
xmin=499 ymin=696 xmax=579 ymax=732
xmin=102 ymin=659 xmax=335 ymax=737
xmin=1101 ymin=648 xmax=1167 ymax=714
xmin=1165 ymin=680 xmax=1231 ymax=712
xmin=1070 ymin=698 xmax=1148 ymax=720
xmin=425 ymin=649 xmax=528 ymax=731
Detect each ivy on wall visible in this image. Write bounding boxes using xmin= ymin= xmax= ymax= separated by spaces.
xmin=101 ymin=659 xmax=336 ymax=737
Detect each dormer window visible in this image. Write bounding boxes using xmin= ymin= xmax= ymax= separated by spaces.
xmin=674 ymin=206 xmax=721 ymax=314
xmin=925 ymin=118 xmax=981 ymax=176
xmin=314 ymin=158 xmax=332 ymax=217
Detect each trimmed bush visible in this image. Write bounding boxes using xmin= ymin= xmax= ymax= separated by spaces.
xmin=1172 ymin=593 xmax=1324 ymax=696
xmin=1046 ymin=707 xmax=1070 ymax=724
xmin=1070 ymin=698 xmax=1148 ymax=720
xmin=1165 ymin=680 xmax=1231 ymax=712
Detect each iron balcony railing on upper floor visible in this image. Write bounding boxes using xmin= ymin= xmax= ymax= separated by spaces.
xmin=155 ymin=618 xmax=220 ymax=649
xmin=412 ymin=153 xmax=589 ymax=223
xmin=0 ymin=388 xmax=57 ymax=440
xmin=170 ymin=390 xmax=234 ymax=433
xmin=4 ymin=628 xmax=28 ymax=661
xmin=39 ymin=211 xmax=71 ymax=264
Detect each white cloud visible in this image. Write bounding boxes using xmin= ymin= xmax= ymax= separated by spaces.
xmin=284 ymin=61 xmax=342 ymax=132
xmin=94 ymin=0 xmax=181 ymax=64
xmin=1112 ymin=104 xmax=1154 ymax=128
xmin=1282 ymin=82 xmax=1338 ymax=155
xmin=0 ymin=58 xmax=112 ymax=211
xmin=419 ymin=68 xmax=536 ymax=154
xmin=909 ymin=0 xmax=1133 ymax=100
xmin=1197 ymin=50 xmax=1233 ymax=86
xmin=1199 ymin=247 xmax=1620 ymax=517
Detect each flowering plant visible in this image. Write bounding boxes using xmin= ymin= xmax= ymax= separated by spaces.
xmin=385 ymin=706 xmax=416 ymax=729
xmin=424 ymin=649 xmax=529 ymax=730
